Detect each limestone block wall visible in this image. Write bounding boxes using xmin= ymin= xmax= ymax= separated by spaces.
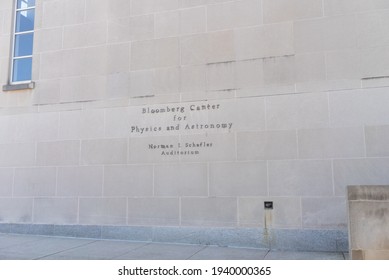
xmin=0 ymin=0 xmax=389 ymax=248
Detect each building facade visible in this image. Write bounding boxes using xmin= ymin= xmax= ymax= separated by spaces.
xmin=1 ymin=0 xmax=389 ymax=251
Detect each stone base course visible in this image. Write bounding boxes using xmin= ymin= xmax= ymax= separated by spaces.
xmin=0 ymin=223 xmax=347 ymax=252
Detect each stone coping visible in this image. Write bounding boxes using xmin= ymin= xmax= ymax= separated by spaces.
xmin=348 ymin=185 xmax=389 ymax=201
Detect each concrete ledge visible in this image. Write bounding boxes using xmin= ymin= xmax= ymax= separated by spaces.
xmin=2 ymin=82 xmax=35 ymax=91
xmin=0 ymin=223 xmax=348 ymax=252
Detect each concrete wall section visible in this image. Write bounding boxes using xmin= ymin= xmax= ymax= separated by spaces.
xmin=0 ymin=0 xmax=389 ymax=250
xmin=348 ymin=185 xmax=389 ymax=259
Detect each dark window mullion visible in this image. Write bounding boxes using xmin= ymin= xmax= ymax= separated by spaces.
xmin=16 ymin=7 xmax=35 ymax=12
xmin=15 ymin=30 xmax=34 ymax=36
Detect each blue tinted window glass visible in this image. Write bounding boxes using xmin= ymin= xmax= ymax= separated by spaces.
xmin=12 ymin=58 xmax=32 ymax=82
xmin=14 ymin=33 xmax=34 ymax=57
xmin=15 ymin=10 xmax=35 ymax=32
xmin=17 ymin=0 xmax=35 ymax=9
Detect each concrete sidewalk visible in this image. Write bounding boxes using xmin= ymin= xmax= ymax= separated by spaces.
xmin=0 ymin=233 xmax=348 ymax=260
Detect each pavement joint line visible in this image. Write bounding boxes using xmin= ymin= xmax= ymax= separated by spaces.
xmin=263 ymin=249 xmax=271 ymax=259
xmin=185 ymin=245 xmax=208 ymax=260
xmin=34 ymin=239 xmax=99 ymax=260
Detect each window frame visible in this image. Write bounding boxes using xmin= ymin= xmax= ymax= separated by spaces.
xmin=10 ymin=0 xmax=36 ymax=85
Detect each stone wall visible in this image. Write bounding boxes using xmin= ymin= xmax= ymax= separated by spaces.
xmin=0 ymin=0 xmax=389 ymax=250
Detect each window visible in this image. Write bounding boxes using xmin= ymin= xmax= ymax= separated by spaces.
xmin=11 ymin=0 xmax=35 ymax=84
